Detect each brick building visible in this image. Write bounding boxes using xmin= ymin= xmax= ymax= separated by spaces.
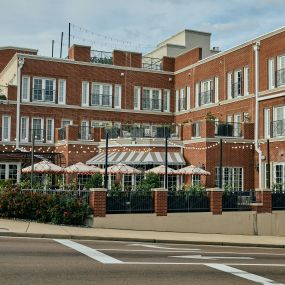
xmin=0 ymin=27 xmax=284 ymax=191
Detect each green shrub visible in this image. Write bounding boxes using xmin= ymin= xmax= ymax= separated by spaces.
xmin=84 ymin=173 xmax=103 ymax=189
xmin=0 ymin=188 xmax=92 ymax=225
xmin=136 ymin=173 xmax=160 ymax=192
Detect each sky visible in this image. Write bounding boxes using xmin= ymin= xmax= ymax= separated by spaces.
xmin=1 ymin=0 xmax=285 ymax=57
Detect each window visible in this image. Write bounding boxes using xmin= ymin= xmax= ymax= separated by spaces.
xmin=81 ymin=81 xmax=89 ymax=106
xmin=163 ymin=89 xmax=170 ymax=112
xmin=33 ymin=78 xmax=55 ymax=102
xmin=22 ymin=76 xmax=30 ymax=102
xmin=20 ymin=117 xmax=29 ymax=142
xmin=32 ymin=118 xmax=44 ymax=141
xmin=78 ymin=175 xmax=91 ymax=190
xmin=227 ymin=72 xmax=232 ymax=99
xmin=214 ymin=77 xmax=219 ymax=103
xmin=61 ymin=119 xmax=73 ymax=128
xmin=175 ymin=90 xmax=179 ymax=112
xmin=114 ymin=85 xmax=121 ymax=109
xmin=91 ymin=83 xmax=112 ymax=107
xmin=200 ymin=80 xmax=213 ymax=106
xmin=192 ymin=122 xmax=200 ymax=138
xmin=142 ymin=88 xmax=161 ymax=111
xmin=195 ymin=82 xmax=199 ymax=107
xmin=186 ymin=86 xmax=190 ymax=110
xmin=180 ymin=88 xmax=186 ymax=111
xmin=273 ymin=106 xmax=285 ymax=137
xmin=277 ymin=55 xmax=285 ymax=87
xmin=192 ymin=175 xmax=201 ymax=186
xmin=0 ymin=163 xmax=20 ymax=183
xmin=123 ymin=174 xmax=133 ymax=191
xmin=233 ymin=70 xmax=242 ymax=98
xmin=46 ymin=118 xmax=54 ymax=143
xmin=2 ymin=115 xmax=11 ymax=141
xmin=243 ymin=112 xmax=249 ymax=123
xmin=243 ymin=66 xmax=249 ymax=95
xmin=134 ymin=87 xmax=141 ymax=110
xmin=58 ymin=79 xmax=66 ymax=105
xmin=233 ymin=114 xmax=242 ymax=137
xmin=215 ymin=167 xmax=243 ymax=191
xmin=268 ymin=58 xmax=275 ymax=89
xmin=264 ymin=108 xmax=270 ymax=139
xmin=273 ymin=163 xmax=285 ymax=191
xmin=79 ymin=120 xmax=90 ymax=140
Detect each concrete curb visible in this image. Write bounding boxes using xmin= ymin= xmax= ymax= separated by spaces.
xmin=1 ymin=232 xmax=285 ymax=248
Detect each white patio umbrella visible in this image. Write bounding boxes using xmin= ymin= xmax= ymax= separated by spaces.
xmin=178 ymin=165 xmax=210 ymax=176
xmin=100 ymin=163 xmax=141 ymax=175
xmin=145 ymin=165 xmax=178 ymax=175
xmin=22 ymin=160 xmax=64 ymax=173
xmin=64 ymin=162 xmax=101 ymax=175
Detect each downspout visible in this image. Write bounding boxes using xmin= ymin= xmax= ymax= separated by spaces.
xmin=253 ymin=42 xmax=263 ymax=190
xmin=16 ymin=56 xmax=25 ymax=149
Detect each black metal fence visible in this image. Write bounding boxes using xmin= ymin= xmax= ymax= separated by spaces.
xmin=272 ymin=191 xmax=285 ymax=210
xmin=20 ymin=189 xmax=90 ymax=204
xmin=106 ymin=191 xmax=154 ymax=214
xmin=222 ymin=191 xmax=255 ymax=211
xmin=168 ymin=191 xmax=210 ymax=212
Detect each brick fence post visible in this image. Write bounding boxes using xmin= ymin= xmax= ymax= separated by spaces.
xmin=251 ymin=189 xmax=272 ymax=213
xmin=152 ymin=188 xmax=168 ymax=216
xmin=207 ymin=188 xmax=223 ymax=215
xmin=89 ymin=188 xmax=107 ymax=217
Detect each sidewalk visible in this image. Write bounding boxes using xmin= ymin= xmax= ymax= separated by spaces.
xmin=1 ymin=218 xmax=285 ymax=248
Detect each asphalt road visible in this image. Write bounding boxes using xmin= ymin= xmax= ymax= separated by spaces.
xmin=0 ymin=237 xmax=285 ymax=285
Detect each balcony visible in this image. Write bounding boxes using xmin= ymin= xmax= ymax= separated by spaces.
xmin=272 ymin=120 xmax=285 ymax=137
xmin=215 ymin=122 xmax=242 ymax=137
xmin=142 ymin=57 xmax=162 ymax=71
xmin=78 ymin=126 xmax=95 ymax=140
xmin=90 ymin=50 xmax=113 ymax=65
xmin=142 ymin=98 xmax=162 ymax=111
xmin=91 ymin=94 xmax=112 ymax=107
xmin=232 ymin=81 xmax=242 ymax=98
xmin=105 ymin=125 xmax=179 ymax=139
xmin=199 ymin=90 xmax=214 ymax=106
xmin=32 ymin=89 xmax=56 ymax=102
xmin=276 ymin=68 xmax=285 ymax=87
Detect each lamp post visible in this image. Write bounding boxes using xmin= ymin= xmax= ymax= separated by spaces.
xmin=104 ymin=131 xmax=109 ymax=189
xmin=165 ymin=131 xmax=168 ymax=189
xmin=219 ymin=138 xmax=223 ymax=189
xmin=30 ymin=130 xmax=35 ymax=190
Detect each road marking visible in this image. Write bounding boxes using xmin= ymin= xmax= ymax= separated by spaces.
xmin=207 ymin=263 xmax=284 ymax=285
xmin=170 ymin=254 xmax=254 ymax=260
xmin=128 ymin=243 xmax=200 ymax=251
xmin=54 ymin=239 xmax=123 ymax=264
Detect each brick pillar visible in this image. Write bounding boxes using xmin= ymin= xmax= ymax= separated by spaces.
xmin=89 ymin=188 xmax=107 ymax=217
xmin=252 ymin=189 xmax=272 ymax=213
xmin=207 ymin=188 xmax=223 ymax=215
xmin=152 ymin=188 xmax=168 ymax=216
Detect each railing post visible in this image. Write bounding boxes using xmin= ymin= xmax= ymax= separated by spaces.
xmin=89 ymin=188 xmax=107 ymax=217
xmin=207 ymin=188 xmax=223 ymax=215
xmin=152 ymin=188 xmax=168 ymax=216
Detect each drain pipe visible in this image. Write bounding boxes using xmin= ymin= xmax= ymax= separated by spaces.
xmin=16 ymin=56 xmax=25 ymax=149
xmin=253 ymin=42 xmax=263 ymax=190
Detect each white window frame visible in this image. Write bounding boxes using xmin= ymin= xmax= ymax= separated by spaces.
xmin=32 ymin=117 xmax=44 ymax=141
xmin=277 ymin=55 xmax=285 ymax=87
xmin=186 ymin=86 xmax=190 ymax=110
xmin=233 ymin=69 xmax=242 ymax=98
xmin=142 ymin=88 xmax=161 ymax=111
xmin=180 ymin=88 xmax=185 ymax=111
xmin=134 ymin=86 xmax=141 ymax=110
xmin=175 ymin=90 xmax=179 ymax=112
xmin=273 ymin=163 xmax=285 ymax=190
xmin=21 ymin=76 xmax=30 ymax=102
xmin=0 ymin=162 xmax=21 ymax=183
xmin=243 ymin=66 xmax=249 ymax=96
xmin=91 ymin=82 xmax=112 ymax=107
xmin=273 ymin=105 xmax=285 ymax=137
xmin=163 ymin=89 xmax=170 ymax=112
xmin=46 ymin=118 xmax=54 ymax=143
xmin=195 ymin=82 xmax=199 ymax=107
xmin=81 ymin=81 xmax=89 ymax=107
xmin=216 ymin=166 xmax=244 ymax=191
xmin=20 ymin=116 xmax=29 ymax=142
xmin=114 ymin=84 xmax=121 ymax=109
xmin=200 ymin=79 xmax=213 ymax=106
xmin=2 ymin=115 xmax=11 ymax=142
xmin=214 ymin=77 xmax=219 ymax=103
xmin=268 ymin=58 xmax=275 ymax=89
xmin=58 ymin=79 xmax=66 ymax=105
xmin=33 ymin=77 xmax=56 ymax=103
xmin=192 ymin=122 xmax=200 ymax=138
xmin=264 ymin=108 xmax=271 ymax=139
xmin=233 ymin=114 xmax=242 ymax=137
xmin=227 ymin=72 xmax=232 ymax=100
xmin=61 ymin=119 xmax=73 ymax=128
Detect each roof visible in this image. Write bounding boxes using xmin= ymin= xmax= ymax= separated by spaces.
xmin=0 ymin=46 xmax=38 ymax=52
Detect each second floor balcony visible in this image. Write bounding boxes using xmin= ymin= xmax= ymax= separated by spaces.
xmin=272 ymin=119 xmax=285 ymax=137
xmin=215 ymin=122 xmax=242 ymax=137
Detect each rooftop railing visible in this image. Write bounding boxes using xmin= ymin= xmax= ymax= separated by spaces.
xmin=90 ymin=50 xmax=113 ymax=65
xmin=142 ymin=56 xmax=162 ymax=71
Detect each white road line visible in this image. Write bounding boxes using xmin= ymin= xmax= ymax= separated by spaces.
xmin=170 ymin=254 xmax=254 ymax=260
xmin=207 ymin=263 xmax=284 ymax=285
xmin=127 ymin=243 xmax=200 ymax=251
xmin=54 ymin=239 xmax=123 ymax=264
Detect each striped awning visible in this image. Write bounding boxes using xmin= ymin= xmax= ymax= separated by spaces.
xmin=86 ymin=151 xmax=185 ymax=166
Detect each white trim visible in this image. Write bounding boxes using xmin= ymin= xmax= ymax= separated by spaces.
xmin=227 ymin=72 xmax=232 ymax=99
xmin=46 ymin=118 xmax=54 ymax=143
xmin=186 ymin=86 xmax=190 ymax=110
xmin=81 ymin=81 xmax=89 ymax=106
xmin=163 ymin=89 xmax=170 ymax=112
xmin=243 ymin=66 xmax=249 ymax=96
xmin=264 ymin=108 xmax=270 ymax=139
xmin=214 ymin=77 xmax=219 ymax=103
xmin=0 ymin=162 xmax=21 ymax=183
xmin=58 ymin=79 xmax=66 ymax=105
xmin=195 ymin=82 xmax=199 ymax=107
xmin=20 ymin=116 xmax=29 ymax=142
xmin=2 ymin=115 xmax=11 ymax=141
xmin=134 ymin=86 xmax=141 ymax=110
xmin=31 ymin=117 xmax=44 ymax=141
xmin=32 ymin=77 xmax=56 ymax=103
xmin=61 ymin=119 xmax=73 ymax=128
xmin=114 ymin=84 xmax=122 ymax=109
xmin=268 ymin=58 xmax=275 ymax=90
xmin=175 ymin=90 xmax=179 ymax=112
xmin=21 ymin=76 xmax=30 ymax=102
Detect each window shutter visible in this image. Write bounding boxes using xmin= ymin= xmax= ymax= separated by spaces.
xmin=175 ymin=90 xmax=179 ymax=112
xmin=214 ymin=77 xmax=219 ymax=103
xmin=114 ymin=85 xmax=121 ymax=109
xmin=81 ymin=81 xmax=89 ymax=106
xmin=243 ymin=67 xmax=249 ymax=95
xmin=195 ymin=83 xmax=199 ymax=107
xmin=58 ymin=79 xmax=66 ymax=105
xmin=186 ymin=86 xmax=190 ymax=110
xmin=22 ymin=76 xmax=30 ymax=102
xmin=268 ymin=58 xmax=275 ymax=89
xmin=227 ymin=72 xmax=232 ymax=99
xmin=134 ymin=87 xmax=141 ymax=110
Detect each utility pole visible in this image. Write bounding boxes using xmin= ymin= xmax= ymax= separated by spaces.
xmin=68 ymin=23 xmax=71 ymax=49
xmin=51 ymin=40 xmax=54 ymax=57
xmin=60 ymin=32 xmax=63 ymax=58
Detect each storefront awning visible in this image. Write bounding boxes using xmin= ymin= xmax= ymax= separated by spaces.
xmin=86 ymin=151 xmax=185 ymax=166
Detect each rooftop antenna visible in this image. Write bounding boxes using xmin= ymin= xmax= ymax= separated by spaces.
xmin=60 ymin=32 xmax=63 ymax=58
xmin=51 ymin=40 xmax=54 ymax=57
xmin=68 ymin=22 xmax=71 ymax=48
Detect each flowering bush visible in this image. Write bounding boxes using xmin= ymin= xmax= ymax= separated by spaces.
xmin=0 ymin=188 xmax=92 ymax=225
